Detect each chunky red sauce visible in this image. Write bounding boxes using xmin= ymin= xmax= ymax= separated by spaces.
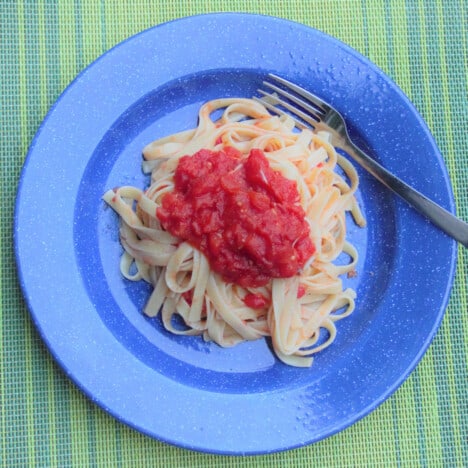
xmin=243 ymin=292 xmax=270 ymax=309
xmin=157 ymin=147 xmax=315 ymax=287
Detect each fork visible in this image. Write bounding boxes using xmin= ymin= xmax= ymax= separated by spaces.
xmin=255 ymin=73 xmax=468 ymax=248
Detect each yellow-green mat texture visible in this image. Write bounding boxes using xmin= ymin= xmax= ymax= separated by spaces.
xmin=1 ymin=1 xmax=467 ymax=466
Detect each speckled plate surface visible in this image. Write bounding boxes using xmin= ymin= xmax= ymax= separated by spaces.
xmin=15 ymin=14 xmax=457 ymax=455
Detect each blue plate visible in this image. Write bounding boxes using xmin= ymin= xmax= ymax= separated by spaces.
xmin=15 ymin=14 xmax=457 ymax=454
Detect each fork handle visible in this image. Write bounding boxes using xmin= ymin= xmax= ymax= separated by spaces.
xmin=347 ymin=142 xmax=468 ymax=248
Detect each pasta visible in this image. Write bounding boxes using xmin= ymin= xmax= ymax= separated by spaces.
xmin=103 ymin=98 xmax=365 ymax=367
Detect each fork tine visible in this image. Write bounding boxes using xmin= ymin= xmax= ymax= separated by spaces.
xmin=253 ymin=96 xmax=310 ymax=130
xmin=255 ymin=90 xmax=317 ymax=129
xmin=253 ymin=96 xmax=308 ymax=129
xmin=262 ymin=81 xmax=326 ymax=122
xmin=267 ymin=73 xmax=330 ymax=114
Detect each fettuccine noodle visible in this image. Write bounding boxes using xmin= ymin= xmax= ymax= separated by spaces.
xmin=103 ymin=98 xmax=365 ymax=367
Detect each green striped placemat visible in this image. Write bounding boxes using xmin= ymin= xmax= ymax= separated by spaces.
xmin=1 ymin=1 xmax=466 ymax=466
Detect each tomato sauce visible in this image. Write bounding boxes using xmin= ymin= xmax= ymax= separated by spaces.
xmin=243 ymin=293 xmax=270 ymax=309
xmin=157 ymin=147 xmax=315 ymax=287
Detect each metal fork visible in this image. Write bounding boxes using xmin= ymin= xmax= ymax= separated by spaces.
xmin=256 ymin=73 xmax=468 ymax=248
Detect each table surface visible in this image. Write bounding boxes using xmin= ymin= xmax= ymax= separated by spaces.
xmin=1 ymin=1 xmax=467 ymax=466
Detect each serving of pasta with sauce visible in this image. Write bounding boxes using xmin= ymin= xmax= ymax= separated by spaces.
xmin=103 ymin=98 xmax=365 ymax=367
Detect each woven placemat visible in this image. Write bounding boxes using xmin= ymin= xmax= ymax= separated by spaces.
xmin=1 ymin=1 xmax=466 ymax=466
